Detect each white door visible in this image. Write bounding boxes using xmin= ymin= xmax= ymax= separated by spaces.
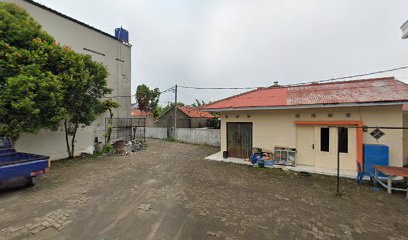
xmin=314 ymin=127 xmax=357 ymax=171
xmin=296 ymin=126 xmax=315 ymax=166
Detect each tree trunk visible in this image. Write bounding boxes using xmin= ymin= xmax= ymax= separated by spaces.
xmin=105 ymin=109 xmax=113 ymax=144
xmin=64 ymin=120 xmax=72 ymax=158
xmin=70 ymin=123 xmax=78 ymax=158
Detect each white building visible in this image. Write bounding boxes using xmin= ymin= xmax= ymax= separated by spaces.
xmin=3 ymin=0 xmax=132 ymax=159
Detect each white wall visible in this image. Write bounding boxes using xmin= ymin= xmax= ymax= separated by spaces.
xmin=176 ymin=128 xmax=220 ymax=146
xmin=4 ymin=0 xmax=132 ymax=159
xmin=144 ymin=127 xmax=168 ymax=140
xmin=141 ymin=127 xmax=221 ymax=146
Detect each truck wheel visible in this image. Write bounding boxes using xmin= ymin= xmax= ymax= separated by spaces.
xmin=27 ymin=177 xmax=37 ymax=187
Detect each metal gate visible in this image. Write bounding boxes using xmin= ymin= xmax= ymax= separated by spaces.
xmin=105 ymin=118 xmax=146 ymax=144
xmin=227 ymin=122 xmax=253 ymax=158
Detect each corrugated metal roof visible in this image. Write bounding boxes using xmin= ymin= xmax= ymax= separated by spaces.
xmin=202 ymin=77 xmax=408 ymax=110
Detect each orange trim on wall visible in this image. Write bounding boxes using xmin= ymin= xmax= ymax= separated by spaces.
xmin=294 ymin=121 xmax=363 ymax=170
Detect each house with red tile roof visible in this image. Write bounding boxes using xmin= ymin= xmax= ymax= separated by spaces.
xmin=177 ymin=106 xmax=215 ymax=119
xmin=131 ymin=109 xmax=154 ymax=126
xmin=131 ymin=109 xmax=154 ymax=117
xmin=202 ymin=77 xmax=408 ymax=173
xmin=156 ymin=105 xmax=216 ymax=128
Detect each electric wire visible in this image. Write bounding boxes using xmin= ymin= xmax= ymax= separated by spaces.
xmin=288 ymin=65 xmax=408 ymax=87
xmin=32 ymin=64 xmax=408 ymax=101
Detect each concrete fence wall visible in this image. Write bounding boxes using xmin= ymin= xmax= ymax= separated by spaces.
xmin=144 ymin=127 xmax=168 ymax=139
xmin=176 ymin=128 xmax=220 ymax=146
xmin=143 ymin=127 xmax=220 ymax=146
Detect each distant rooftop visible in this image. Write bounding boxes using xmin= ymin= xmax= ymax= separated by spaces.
xmin=131 ymin=109 xmax=153 ymax=117
xmin=202 ymin=77 xmax=408 ymax=111
xmin=177 ymin=106 xmax=215 ymax=118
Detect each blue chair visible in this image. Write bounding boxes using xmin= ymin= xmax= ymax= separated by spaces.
xmin=356 ymin=161 xmax=372 ymax=184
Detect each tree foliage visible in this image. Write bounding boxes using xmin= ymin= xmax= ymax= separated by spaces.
xmin=102 ymin=98 xmax=120 ymax=144
xmin=0 ymin=3 xmax=116 ymax=158
xmin=0 ymin=3 xmax=66 ymax=140
xmin=135 ymin=84 xmax=161 ymax=117
xmin=191 ymin=99 xmax=206 ymax=108
xmin=157 ymin=102 xmax=185 ymax=117
xmin=60 ymin=53 xmax=112 ymax=157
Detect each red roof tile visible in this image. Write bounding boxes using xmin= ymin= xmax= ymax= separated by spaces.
xmin=177 ymin=106 xmax=215 ymax=118
xmin=131 ymin=109 xmax=153 ymax=117
xmin=202 ymin=77 xmax=408 ymax=110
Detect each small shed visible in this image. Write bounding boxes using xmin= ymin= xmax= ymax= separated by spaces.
xmin=131 ymin=109 xmax=154 ymax=127
xmin=156 ymin=106 xmax=215 ymax=128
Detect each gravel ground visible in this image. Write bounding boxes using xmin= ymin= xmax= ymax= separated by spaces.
xmin=0 ymin=139 xmax=407 ymax=240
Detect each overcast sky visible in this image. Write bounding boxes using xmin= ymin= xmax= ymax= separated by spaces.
xmin=35 ymin=0 xmax=408 ymax=105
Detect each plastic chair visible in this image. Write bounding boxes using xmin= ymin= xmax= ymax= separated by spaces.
xmin=356 ymin=161 xmax=372 ymax=185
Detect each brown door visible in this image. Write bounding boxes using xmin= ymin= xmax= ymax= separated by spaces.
xmin=227 ymin=122 xmax=253 ymax=158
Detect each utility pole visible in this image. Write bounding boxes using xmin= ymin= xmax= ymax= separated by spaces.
xmin=336 ymin=127 xmax=342 ymax=196
xmin=174 ymin=84 xmax=178 ymax=139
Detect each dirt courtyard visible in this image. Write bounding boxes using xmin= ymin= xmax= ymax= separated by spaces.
xmin=0 ymin=139 xmax=407 ymax=240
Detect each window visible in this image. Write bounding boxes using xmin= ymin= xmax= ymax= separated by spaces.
xmin=320 ymin=128 xmax=330 ymax=152
xmin=339 ymin=127 xmax=348 ymax=153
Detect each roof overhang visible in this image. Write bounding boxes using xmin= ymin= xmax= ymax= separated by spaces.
xmin=401 ymin=19 xmax=408 ymax=39
xmin=201 ymin=101 xmax=408 ymax=112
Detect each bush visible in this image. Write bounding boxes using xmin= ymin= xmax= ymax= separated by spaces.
xmin=102 ymin=144 xmax=115 ymax=155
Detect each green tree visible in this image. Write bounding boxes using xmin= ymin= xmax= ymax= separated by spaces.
xmin=191 ymin=99 xmax=206 ymax=108
xmin=0 ymin=3 xmax=66 ymax=140
xmin=61 ymin=53 xmax=112 ymax=158
xmin=1 ymin=3 xmax=114 ymax=158
xmin=157 ymin=102 xmax=185 ymax=117
xmin=102 ymin=98 xmax=120 ymax=144
xmin=135 ymin=84 xmax=161 ymax=117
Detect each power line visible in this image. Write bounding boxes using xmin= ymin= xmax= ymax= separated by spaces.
xmin=289 ymin=65 xmax=408 ymax=87
xmin=101 ymin=86 xmax=174 ymax=99
xmin=160 ymin=86 xmax=175 ymax=94
xmin=178 ymin=86 xmax=260 ymax=90
xmin=178 ymin=65 xmax=408 ymax=90
xmin=97 ymin=64 xmax=408 ymax=101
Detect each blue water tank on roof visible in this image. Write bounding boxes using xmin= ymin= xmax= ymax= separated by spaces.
xmin=115 ymin=27 xmax=129 ymax=43
xmin=363 ymin=144 xmax=389 ymax=177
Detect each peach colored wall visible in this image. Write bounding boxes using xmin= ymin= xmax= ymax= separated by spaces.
xmin=220 ymin=105 xmax=404 ymax=169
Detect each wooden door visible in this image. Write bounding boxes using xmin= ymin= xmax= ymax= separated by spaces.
xmin=227 ymin=123 xmax=253 ymax=158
